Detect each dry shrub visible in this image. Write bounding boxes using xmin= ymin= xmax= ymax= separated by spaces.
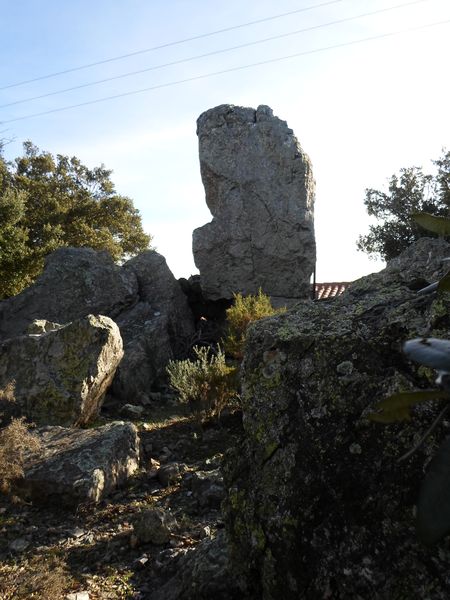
xmin=0 ymin=380 xmax=15 ymax=404
xmin=223 ymin=289 xmax=286 ymax=359
xmin=167 ymin=345 xmax=238 ymax=419
xmin=0 ymin=382 xmax=41 ymax=494
xmin=0 ymin=554 xmax=72 ymax=600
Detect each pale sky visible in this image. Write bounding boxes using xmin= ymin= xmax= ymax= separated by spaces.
xmin=1 ymin=0 xmax=449 ymax=283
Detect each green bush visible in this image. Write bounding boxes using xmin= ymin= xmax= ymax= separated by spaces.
xmin=223 ymin=289 xmax=286 ymax=359
xmin=167 ymin=346 xmax=238 ymax=419
xmin=0 ymin=142 xmax=152 ymax=299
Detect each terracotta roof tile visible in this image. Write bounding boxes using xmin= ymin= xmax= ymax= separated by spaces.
xmin=314 ymin=282 xmax=350 ymax=300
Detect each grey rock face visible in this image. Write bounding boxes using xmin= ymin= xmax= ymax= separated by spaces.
xmin=193 ymin=104 xmax=315 ymax=302
xmin=151 ymin=531 xmax=241 ymax=600
xmin=113 ymin=251 xmax=195 ymax=401
xmin=14 ymin=421 xmax=139 ymax=506
xmin=223 ymin=237 xmax=450 ymax=599
xmin=0 ymin=247 xmax=194 ymax=402
xmin=27 ymin=319 xmax=64 ymax=335
xmin=0 ymin=247 xmax=138 ymax=340
xmin=0 ymin=314 xmax=123 ymax=426
xmin=132 ymin=507 xmax=174 ymax=545
xmin=187 ymin=468 xmax=225 ymax=509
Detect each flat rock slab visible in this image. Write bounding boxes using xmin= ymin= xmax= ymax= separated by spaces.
xmin=0 ymin=314 xmax=124 ymax=426
xmin=14 ymin=421 xmax=140 ymax=507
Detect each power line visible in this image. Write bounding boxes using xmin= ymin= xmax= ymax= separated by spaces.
xmin=0 ymin=0 xmax=432 ymax=109
xmin=0 ymin=0 xmax=346 ymax=91
xmin=2 ymin=17 xmax=449 ymax=125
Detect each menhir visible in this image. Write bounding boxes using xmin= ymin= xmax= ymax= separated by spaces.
xmin=193 ymin=104 xmax=316 ymax=304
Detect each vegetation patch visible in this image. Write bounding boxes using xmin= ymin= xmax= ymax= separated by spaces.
xmin=167 ymin=345 xmax=238 ymax=420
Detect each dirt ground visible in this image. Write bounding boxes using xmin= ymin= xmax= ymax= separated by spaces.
xmin=0 ymin=400 xmax=243 ymax=599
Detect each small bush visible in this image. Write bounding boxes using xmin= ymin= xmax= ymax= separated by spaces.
xmin=0 ymin=380 xmax=15 ymax=404
xmin=223 ymin=289 xmax=286 ymax=359
xmin=0 ymin=382 xmax=41 ymax=494
xmin=167 ymin=346 xmax=238 ymax=419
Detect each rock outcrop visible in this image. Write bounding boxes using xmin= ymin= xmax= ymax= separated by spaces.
xmin=0 ymin=247 xmax=195 ymax=402
xmin=151 ymin=531 xmax=241 ymax=600
xmin=112 ymin=251 xmax=195 ymax=402
xmin=14 ymin=421 xmax=139 ymax=506
xmin=193 ymin=104 xmax=315 ymax=303
xmin=223 ymin=238 xmax=450 ymax=599
xmin=0 ymin=315 xmax=123 ymax=426
xmin=0 ymin=247 xmax=137 ymax=340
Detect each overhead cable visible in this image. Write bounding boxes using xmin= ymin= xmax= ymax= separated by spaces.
xmin=0 ymin=0 xmax=432 ymax=109
xmin=0 ymin=0 xmax=346 ymax=91
xmin=2 ymin=18 xmax=449 ymax=125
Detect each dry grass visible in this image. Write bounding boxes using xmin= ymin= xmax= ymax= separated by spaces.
xmin=0 ymin=380 xmax=15 ymax=407
xmin=0 ymin=382 xmax=41 ymax=494
xmin=0 ymin=554 xmax=72 ymax=600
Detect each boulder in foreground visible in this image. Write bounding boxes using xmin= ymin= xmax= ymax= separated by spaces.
xmin=14 ymin=421 xmax=139 ymax=506
xmin=224 ymin=238 xmax=450 ymax=599
xmin=0 ymin=314 xmax=123 ymax=426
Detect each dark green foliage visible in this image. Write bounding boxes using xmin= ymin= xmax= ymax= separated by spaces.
xmin=369 ymin=389 xmax=449 ymax=423
xmin=369 ymin=209 xmax=450 ymax=542
xmin=0 ymin=141 xmax=152 ymax=299
xmin=438 ymin=272 xmax=450 ymax=293
xmin=417 ymin=435 xmax=450 ymax=545
xmin=413 ymin=212 xmax=450 ymax=237
xmin=372 ymin=331 xmax=450 ymax=543
xmin=357 ymin=150 xmax=450 ymax=261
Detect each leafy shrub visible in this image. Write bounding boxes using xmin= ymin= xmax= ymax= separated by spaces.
xmin=223 ymin=289 xmax=286 ymax=359
xmin=357 ymin=149 xmax=450 ymax=261
xmin=0 ymin=382 xmax=41 ymax=494
xmin=0 ymin=142 xmax=152 ymax=299
xmin=369 ymin=213 xmax=450 ymax=544
xmin=167 ymin=346 xmax=238 ymax=419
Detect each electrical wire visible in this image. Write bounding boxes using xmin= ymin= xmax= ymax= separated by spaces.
xmin=0 ymin=0 xmax=346 ymax=91
xmin=0 ymin=0 xmax=432 ymax=109
xmin=2 ymin=17 xmax=449 ymax=125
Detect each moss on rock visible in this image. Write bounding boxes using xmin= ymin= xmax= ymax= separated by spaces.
xmin=223 ymin=238 xmax=450 ymax=599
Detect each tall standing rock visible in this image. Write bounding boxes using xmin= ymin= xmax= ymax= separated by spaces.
xmin=193 ymin=104 xmax=315 ymax=303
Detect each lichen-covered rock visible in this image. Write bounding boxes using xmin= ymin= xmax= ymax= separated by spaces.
xmin=193 ymin=104 xmax=315 ymax=303
xmin=0 ymin=247 xmax=137 ymax=340
xmin=187 ymin=468 xmax=225 ymax=509
xmin=223 ymin=238 xmax=450 ymax=599
xmin=132 ymin=507 xmax=174 ymax=545
xmin=14 ymin=421 xmax=139 ymax=506
xmin=151 ymin=531 xmax=241 ymax=600
xmin=27 ymin=319 xmax=63 ymax=335
xmin=112 ymin=251 xmax=194 ymax=401
xmin=0 ymin=247 xmax=195 ymax=402
xmin=0 ymin=314 xmax=123 ymax=426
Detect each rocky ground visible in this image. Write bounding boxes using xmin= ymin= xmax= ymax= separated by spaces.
xmin=0 ymin=396 xmax=243 ymax=599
